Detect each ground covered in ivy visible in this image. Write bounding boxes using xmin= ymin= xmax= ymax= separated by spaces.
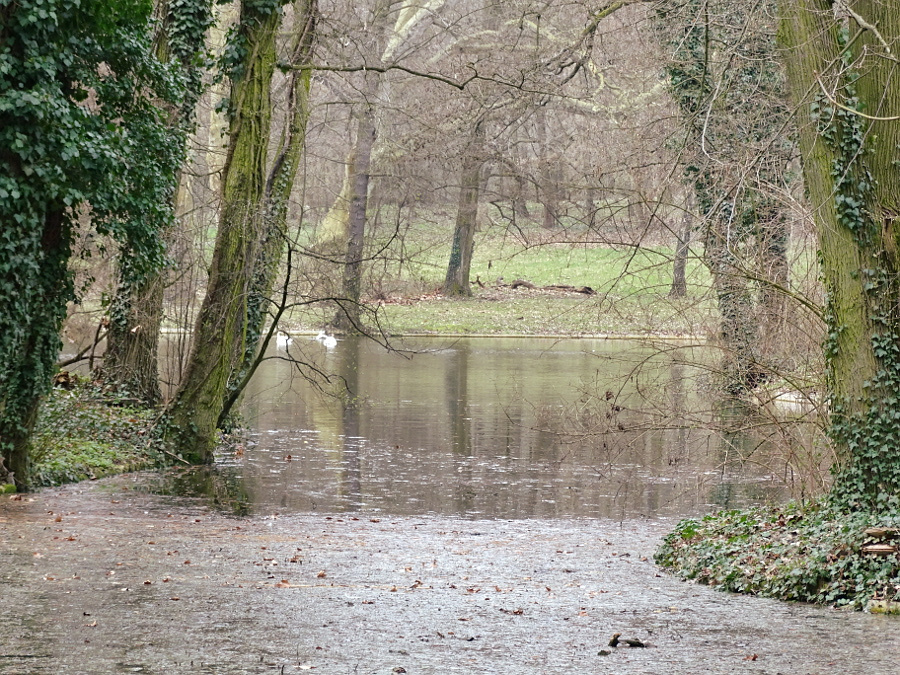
xmin=27 ymin=378 xmax=164 ymax=487
xmin=655 ymin=500 xmax=900 ymax=612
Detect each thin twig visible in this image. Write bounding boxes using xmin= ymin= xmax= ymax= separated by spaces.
xmin=815 ymin=71 xmax=900 ymax=121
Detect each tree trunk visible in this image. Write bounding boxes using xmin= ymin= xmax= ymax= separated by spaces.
xmin=444 ymin=120 xmax=485 ymax=297
xmin=103 ymin=276 xmax=164 ymax=403
xmin=536 ymin=105 xmax=558 ymax=229
xmin=165 ymin=0 xmax=283 ymax=463
xmin=670 ymin=208 xmax=692 ymax=297
xmin=655 ymin=0 xmax=791 ymax=394
xmin=219 ymin=1 xmax=317 ymax=425
xmin=0 ymin=211 xmax=71 ymax=489
xmin=704 ymin=221 xmax=762 ymax=393
xmin=102 ymin=0 xmax=212 ymax=404
xmin=757 ymin=206 xmax=789 ymax=355
xmin=334 ymin=104 xmax=377 ymax=332
xmin=779 ymin=0 xmax=900 ymax=508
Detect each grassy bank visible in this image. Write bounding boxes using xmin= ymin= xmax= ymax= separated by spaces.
xmin=373 ymin=285 xmax=715 ymax=337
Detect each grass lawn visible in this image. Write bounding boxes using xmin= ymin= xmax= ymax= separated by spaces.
xmin=289 ymin=216 xmax=722 ymax=337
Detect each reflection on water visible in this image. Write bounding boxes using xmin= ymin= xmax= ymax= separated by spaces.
xmin=158 ymin=336 xmax=814 ymax=519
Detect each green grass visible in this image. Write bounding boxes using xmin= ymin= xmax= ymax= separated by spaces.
xmin=289 ymin=215 xmax=722 ymax=336
xmin=377 ymin=289 xmax=715 ymax=337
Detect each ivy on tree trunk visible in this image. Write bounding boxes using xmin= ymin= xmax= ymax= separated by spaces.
xmin=165 ymin=0 xmax=285 ymax=463
xmin=102 ymin=0 xmax=214 ymax=405
xmin=779 ymin=0 xmax=900 ymax=510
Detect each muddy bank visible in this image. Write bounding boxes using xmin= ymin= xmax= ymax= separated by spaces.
xmin=1 ymin=476 xmax=897 ymax=674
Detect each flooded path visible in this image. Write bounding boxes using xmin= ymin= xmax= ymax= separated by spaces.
xmin=224 ymin=336 xmax=803 ymax=519
xmin=2 ymin=477 xmax=898 ymax=674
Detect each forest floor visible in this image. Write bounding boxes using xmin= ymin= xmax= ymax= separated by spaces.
xmin=3 ymin=476 xmax=899 ymax=675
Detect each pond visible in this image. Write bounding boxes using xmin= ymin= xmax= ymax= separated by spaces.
xmin=155 ymin=335 xmax=810 ymax=519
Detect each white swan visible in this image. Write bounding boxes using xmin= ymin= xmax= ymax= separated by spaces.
xmin=315 ymin=330 xmax=337 ymax=349
xmin=276 ymin=331 xmax=292 ymax=349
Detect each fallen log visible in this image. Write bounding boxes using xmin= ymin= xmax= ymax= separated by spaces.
xmin=864 ymin=527 xmax=900 ymax=540
xmin=861 ymin=543 xmax=898 ymax=556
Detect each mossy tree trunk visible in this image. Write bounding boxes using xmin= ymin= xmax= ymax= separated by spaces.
xmin=779 ymin=1 xmax=900 ymax=509
xmin=165 ymin=0 xmax=284 ymax=463
xmin=443 ymin=119 xmax=486 ymax=297
xmin=219 ymin=1 xmax=317 ymax=425
xmin=102 ymin=0 xmax=212 ymax=405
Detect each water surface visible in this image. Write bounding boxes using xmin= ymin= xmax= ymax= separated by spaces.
xmin=171 ymin=336 xmax=801 ymax=519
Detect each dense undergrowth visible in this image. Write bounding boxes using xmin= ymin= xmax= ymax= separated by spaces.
xmin=29 ymin=377 xmax=165 ymax=487
xmin=655 ymin=500 xmax=900 ymax=612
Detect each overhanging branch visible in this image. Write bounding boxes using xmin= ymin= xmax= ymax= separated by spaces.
xmin=284 ymin=62 xmax=524 ymax=91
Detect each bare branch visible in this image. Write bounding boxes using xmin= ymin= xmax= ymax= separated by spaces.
xmin=288 ymin=62 xmax=508 ymax=90
xmin=544 ymin=0 xmax=643 ymax=83
xmin=842 ymin=3 xmax=892 ymax=54
xmin=815 ymin=71 xmax=900 ymax=121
